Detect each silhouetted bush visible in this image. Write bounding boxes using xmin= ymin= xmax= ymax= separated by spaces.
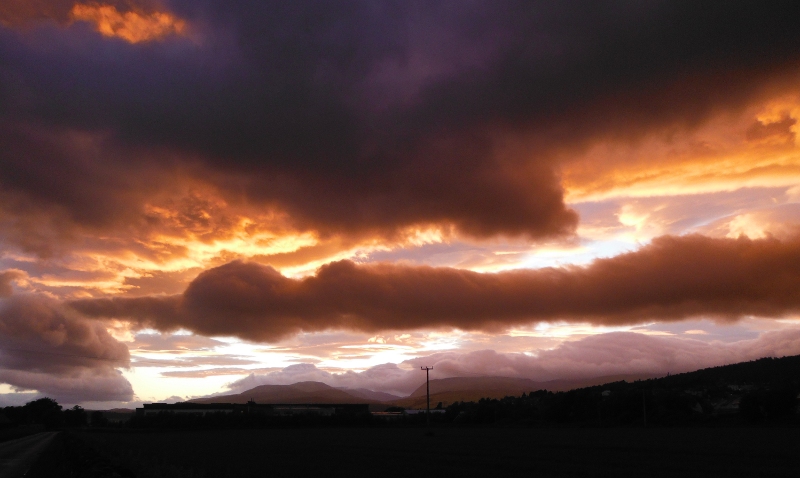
xmin=1 ymin=398 xmax=92 ymax=430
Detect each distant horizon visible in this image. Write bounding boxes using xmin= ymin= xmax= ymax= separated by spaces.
xmin=5 ymin=351 xmax=796 ymax=411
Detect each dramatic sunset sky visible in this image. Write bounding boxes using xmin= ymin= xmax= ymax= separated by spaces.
xmin=3 ymin=0 xmax=800 ymax=408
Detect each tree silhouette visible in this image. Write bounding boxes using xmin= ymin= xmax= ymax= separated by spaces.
xmin=64 ymin=405 xmax=87 ymax=427
xmin=23 ymin=397 xmax=63 ymax=428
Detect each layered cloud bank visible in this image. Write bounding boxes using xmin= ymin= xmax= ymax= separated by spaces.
xmin=73 ymin=234 xmax=800 ymax=341
xmin=7 ymin=227 xmax=800 ymax=401
xmin=3 ymin=1 xmax=800 ymax=300
xmin=2 ymin=1 xmax=800 ymax=254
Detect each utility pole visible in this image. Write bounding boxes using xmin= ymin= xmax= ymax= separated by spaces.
xmin=421 ymin=366 xmax=433 ymax=428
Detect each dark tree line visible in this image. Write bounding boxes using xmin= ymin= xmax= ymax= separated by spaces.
xmin=445 ymin=387 xmax=702 ymax=426
xmin=128 ymin=410 xmax=375 ymax=429
xmin=0 ymin=398 xmax=88 ymax=429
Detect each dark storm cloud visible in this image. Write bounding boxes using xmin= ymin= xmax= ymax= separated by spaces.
xmin=0 ymin=0 xmax=71 ymax=25
xmin=0 ymin=295 xmax=133 ymax=401
xmin=3 ymin=1 xmax=800 ymax=244
xmin=71 ymin=234 xmax=800 ymax=341
xmin=0 ymin=120 xmax=182 ymax=256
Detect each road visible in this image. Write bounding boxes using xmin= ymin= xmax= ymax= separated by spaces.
xmin=0 ymin=432 xmax=58 ymax=478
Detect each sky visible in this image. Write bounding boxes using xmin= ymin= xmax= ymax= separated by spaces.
xmin=2 ymin=0 xmax=800 ymax=408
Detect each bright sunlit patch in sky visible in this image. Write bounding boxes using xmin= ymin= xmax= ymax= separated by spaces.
xmin=320 ymin=344 xmax=420 ymax=371
xmin=519 ymin=322 xmax=634 ymax=339
xmin=122 ymin=367 xmax=238 ymax=402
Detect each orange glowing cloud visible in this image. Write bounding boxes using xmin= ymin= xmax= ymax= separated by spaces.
xmin=70 ymin=233 xmax=800 ymax=342
xmin=70 ymin=3 xmax=185 ymax=43
xmin=562 ymin=94 xmax=800 ymax=203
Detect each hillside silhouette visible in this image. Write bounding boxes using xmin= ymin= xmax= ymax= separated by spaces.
xmin=443 ymin=355 xmax=800 ymax=426
xmin=190 ymin=381 xmax=381 ymax=405
xmin=187 ymin=374 xmax=655 ymax=410
xmin=337 ymin=388 xmax=401 ymax=402
xmin=143 ymin=354 xmax=800 ymax=427
xmin=188 ymin=355 xmax=800 ymax=410
xmin=390 ymin=374 xmax=653 ymax=409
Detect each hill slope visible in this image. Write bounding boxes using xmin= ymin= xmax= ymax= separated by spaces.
xmin=392 ymin=374 xmax=655 ymax=409
xmin=631 ymin=355 xmax=800 ymax=391
xmin=337 ymin=388 xmax=401 ymax=402
xmin=443 ymin=355 xmax=800 ymax=426
xmin=408 ymin=377 xmax=541 ymax=398
xmin=191 ymin=381 xmax=375 ymax=405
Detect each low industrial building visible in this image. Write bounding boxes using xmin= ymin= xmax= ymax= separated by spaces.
xmin=136 ymin=401 xmax=369 ymax=417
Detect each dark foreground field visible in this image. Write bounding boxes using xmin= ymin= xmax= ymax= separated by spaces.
xmin=33 ymin=426 xmax=800 ymax=478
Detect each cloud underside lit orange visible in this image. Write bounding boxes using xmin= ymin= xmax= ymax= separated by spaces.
xmin=70 ymin=3 xmax=185 ymax=43
xmin=3 ymin=86 xmax=800 ymax=273
xmin=70 ymin=233 xmax=800 ymax=341
xmin=562 ymin=96 xmax=800 ymax=202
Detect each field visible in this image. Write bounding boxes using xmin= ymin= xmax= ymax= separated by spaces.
xmin=42 ymin=426 xmax=800 ymax=478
